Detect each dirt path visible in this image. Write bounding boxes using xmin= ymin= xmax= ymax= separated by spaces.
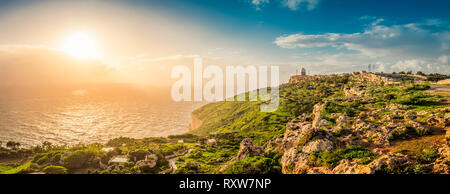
xmin=161 ymin=148 xmax=193 ymax=174
xmin=0 ymin=157 xmax=32 ymax=166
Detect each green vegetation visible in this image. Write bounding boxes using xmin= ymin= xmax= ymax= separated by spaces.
xmin=308 ymin=146 xmax=377 ymax=168
xmin=220 ymin=156 xmax=281 ymax=174
xmin=43 ymin=166 xmax=68 ymax=174
xmin=0 ymin=73 xmax=447 ymax=174
xmin=0 ymin=162 xmax=38 ymax=174
xmin=191 ymin=75 xmax=350 ymax=145
xmin=424 ymin=73 xmax=450 ymax=82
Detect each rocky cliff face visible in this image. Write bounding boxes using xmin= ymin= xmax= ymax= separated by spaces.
xmin=273 ymin=81 xmax=450 ymax=174
xmin=187 ymin=113 xmax=202 ymax=131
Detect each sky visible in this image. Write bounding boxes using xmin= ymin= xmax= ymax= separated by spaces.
xmin=0 ymin=0 xmax=449 ymax=85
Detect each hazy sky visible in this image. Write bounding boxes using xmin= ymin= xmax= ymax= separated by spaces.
xmin=0 ymin=0 xmax=449 ymax=85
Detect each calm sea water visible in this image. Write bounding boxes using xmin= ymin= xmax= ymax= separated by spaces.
xmin=0 ymin=84 xmax=203 ymax=147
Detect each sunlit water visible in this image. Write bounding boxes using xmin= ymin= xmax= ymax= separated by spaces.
xmin=0 ymin=84 xmax=203 ymax=147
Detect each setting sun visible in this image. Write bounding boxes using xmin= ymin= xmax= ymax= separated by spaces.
xmin=60 ymin=32 xmax=100 ymax=59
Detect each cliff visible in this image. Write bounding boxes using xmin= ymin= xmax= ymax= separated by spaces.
xmin=2 ymin=72 xmax=449 ymax=174
xmin=187 ymin=112 xmax=202 ymax=131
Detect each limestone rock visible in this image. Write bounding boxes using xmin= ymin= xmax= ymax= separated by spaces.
xmin=312 ymin=103 xmax=325 ymax=128
xmin=438 ymin=144 xmax=450 ymax=158
xmin=307 ymin=167 xmax=332 ymax=174
xmin=432 ymin=157 xmax=449 ymax=174
xmin=205 ymin=139 xmax=217 ymax=146
xmin=281 ymin=148 xmax=309 ymax=174
xmin=332 ymin=159 xmax=374 ymax=174
xmin=235 ymin=138 xmax=263 ymax=160
xmin=344 ymin=87 xmax=365 ymax=97
xmin=368 ymin=153 xmax=415 ymax=172
xmin=281 ymin=121 xmax=316 ymax=151
xmin=301 ymin=139 xmax=334 ymax=154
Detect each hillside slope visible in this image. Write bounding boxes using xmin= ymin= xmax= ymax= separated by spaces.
xmin=1 ymin=73 xmax=449 ymax=174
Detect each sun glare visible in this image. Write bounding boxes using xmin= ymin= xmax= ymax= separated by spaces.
xmin=60 ymin=32 xmax=100 ymax=59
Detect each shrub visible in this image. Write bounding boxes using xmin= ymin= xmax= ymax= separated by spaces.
xmin=414 ymin=127 xmax=431 ymax=136
xmin=106 ymin=137 xmax=136 ymax=147
xmin=33 ymin=150 xmax=64 ymax=165
xmin=405 ymin=84 xmax=430 ymax=91
xmin=417 ymin=147 xmax=438 ymax=163
xmin=175 ymin=162 xmax=202 ymax=174
xmin=384 ymin=94 xmax=395 ymax=101
xmin=394 ymin=93 xmax=431 ymax=105
xmin=62 ymin=150 xmax=96 ymax=170
xmin=309 ymin=146 xmax=376 ymax=167
xmin=43 ymin=166 xmax=68 ymax=174
xmin=220 ymin=156 xmax=281 ymax=174
xmin=0 ymin=162 xmax=38 ymax=174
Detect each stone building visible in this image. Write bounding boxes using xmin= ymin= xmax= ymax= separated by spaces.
xmin=301 ymin=68 xmax=306 ymax=76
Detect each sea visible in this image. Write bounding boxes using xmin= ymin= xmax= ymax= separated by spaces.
xmin=0 ymin=84 xmax=204 ymax=147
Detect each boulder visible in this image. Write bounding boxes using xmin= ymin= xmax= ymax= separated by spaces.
xmin=301 ymin=139 xmax=334 ymax=154
xmin=404 ymin=110 xmax=417 ymax=120
xmin=427 ymin=115 xmax=447 ymax=127
xmin=432 ymin=158 xmax=449 ymax=174
xmin=281 ymin=122 xmax=316 ymax=151
xmin=281 ymin=148 xmax=309 ymax=174
xmin=433 ymin=144 xmax=450 ymax=174
xmin=318 ymin=119 xmax=329 ymax=127
xmin=205 ymin=139 xmax=217 ymax=146
xmin=344 ymin=87 xmax=365 ymax=97
xmin=368 ymin=153 xmax=416 ymax=172
xmin=364 ymin=130 xmax=390 ymax=146
xmin=235 ymin=138 xmax=263 ymax=160
xmin=332 ymin=159 xmax=374 ymax=174
xmin=438 ymin=144 xmax=450 ymax=158
xmin=312 ymin=103 xmax=325 ymax=128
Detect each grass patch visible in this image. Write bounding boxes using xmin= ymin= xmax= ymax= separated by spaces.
xmin=308 ymin=145 xmax=377 ymax=168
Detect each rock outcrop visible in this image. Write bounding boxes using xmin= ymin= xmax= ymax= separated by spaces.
xmin=332 ymin=159 xmax=373 ymax=174
xmin=187 ymin=113 xmax=202 ymax=131
xmin=278 ymin=77 xmax=449 ymax=174
xmin=301 ymin=139 xmax=334 ymax=154
xmin=235 ymin=138 xmax=263 ymax=160
xmin=281 ymin=148 xmax=310 ymax=174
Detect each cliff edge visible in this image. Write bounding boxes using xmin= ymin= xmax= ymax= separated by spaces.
xmin=187 ymin=112 xmax=202 ymax=131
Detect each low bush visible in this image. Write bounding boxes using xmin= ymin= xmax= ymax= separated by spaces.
xmin=308 ymin=146 xmax=376 ymax=168
xmin=43 ymin=165 xmax=68 ymax=174
xmin=220 ymin=156 xmax=281 ymax=174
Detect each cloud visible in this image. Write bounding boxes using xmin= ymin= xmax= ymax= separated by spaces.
xmin=285 ymin=53 xmax=449 ymax=75
xmin=252 ymin=0 xmax=270 ymax=6
xmin=274 ymin=21 xmax=448 ymax=58
xmin=251 ymin=0 xmax=270 ymax=10
xmin=274 ymin=19 xmax=450 ymax=73
xmin=249 ymin=0 xmax=320 ymax=11
xmin=282 ymin=0 xmax=320 ymax=11
xmin=390 ymin=59 xmax=426 ymax=72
